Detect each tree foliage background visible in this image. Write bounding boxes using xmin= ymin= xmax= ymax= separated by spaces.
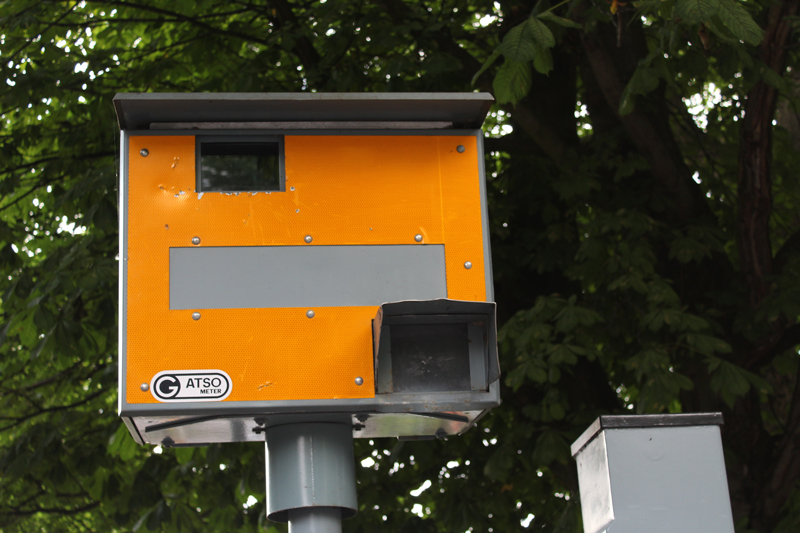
xmin=1 ymin=0 xmax=800 ymax=531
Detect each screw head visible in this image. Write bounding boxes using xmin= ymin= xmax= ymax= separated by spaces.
xmin=414 ymin=234 xmax=423 ymax=242
xmin=306 ymin=310 xmax=315 ymax=318
xmin=140 ymin=383 xmax=149 ymax=392
xmin=457 ymin=145 xmax=465 ymax=153
xmin=304 ymin=235 xmax=313 ymax=243
xmin=140 ymin=148 xmax=149 ymax=157
xmin=464 ymin=261 xmax=473 ymax=269
xmin=191 ymin=236 xmax=201 ymax=245
xmin=192 ymin=312 xmax=201 ymax=320
xmin=355 ymin=377 xmax=364 ymax=386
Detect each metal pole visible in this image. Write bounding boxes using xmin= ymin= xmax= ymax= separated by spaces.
xmin=264 ymin=423 xmax=357 ymax=529
xmin=288 ymin=507 xmax=342 ymax=533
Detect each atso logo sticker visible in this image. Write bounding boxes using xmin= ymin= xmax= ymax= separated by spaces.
xmin=150 ymin=370 xmax=232 ymax=402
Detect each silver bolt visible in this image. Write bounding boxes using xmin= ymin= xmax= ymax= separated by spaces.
xmin=304 ymin=235 xmax=313 ymax=243
xmin=415 ymin=234 xmax=423 ymax=242
xmin=191 ymin=236 xmax=201 ymax=245
xmin=140 ymin=383 xmax=149 ymax=392
xmin=464 ymin=261 xmax=473 ymax=269
xmin=355 ymin=377 xmax=364 ymax=386
xmin=306 ymin=310 xmax=315 ymax=318
xmin=140 ymin=148 xmax=149 ymax=157
xmin=457 ymin=145 xmax=465 ymax=153
xmin=192 ymin=312 xmax=201 ymax=320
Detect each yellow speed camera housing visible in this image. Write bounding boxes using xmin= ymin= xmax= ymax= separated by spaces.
xmin=115 ymin=93 xmax=499 ymax=446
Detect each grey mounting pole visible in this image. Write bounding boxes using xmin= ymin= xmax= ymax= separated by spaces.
xmin=265 ymin=423 xmax=358 ymax=533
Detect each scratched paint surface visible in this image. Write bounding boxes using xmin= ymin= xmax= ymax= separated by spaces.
xmin=126 ymin=135 xmax=486 ymax=404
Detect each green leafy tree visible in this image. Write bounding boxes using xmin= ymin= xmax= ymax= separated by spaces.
xmin=1 ymin=0 xmax=799 ymax=531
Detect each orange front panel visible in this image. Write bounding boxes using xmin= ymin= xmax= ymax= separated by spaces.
xmin=126 ymin=134 xmax=486 ymax=404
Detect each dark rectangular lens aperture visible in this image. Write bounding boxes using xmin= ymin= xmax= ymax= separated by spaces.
xmin=199 ymin=142 xmax=280 ymax=192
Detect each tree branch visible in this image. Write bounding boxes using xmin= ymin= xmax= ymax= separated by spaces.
xmin=579 ymin=11 xmax=710 ymax=225
xmin=378 ymin=0 xmax=574 ymax=164
xmin=269 ymin=0 xmax=322 ymax=72
xmin=0 ymin=389 xmax=106 ymax=432
xmin=1 ymin=3 xmax=78 ymax=64
xmin=0 ymin=501 xmax=100 ymax=517
xmin=744 ymin=323 xmax=800 ymax=371
xmin=94 ymin=1 xmax=272 ymax=46
xmin=737 ymin=0 xmax=800 ymax=308
xmin=751 ymin=358 xmax=800 ymax=530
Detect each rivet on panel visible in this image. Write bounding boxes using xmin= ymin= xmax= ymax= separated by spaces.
xmin=464 ymin=261 xmax=473 ymax=269
xmin=191 ymin=236 xmax=201 ymax=245
xmin=304 ymin=235 xmax=313 ymax=244
xmin=140 ymin=148 xmax=149 ymax=157
xmin=457 ymin=145 xmax=466 ymax=153
xmin=355 ymin=377 xmax=364 ymax=386
xmin=192 ymin=312 xmax=201 ymax=320
xmin=414 ymin=234 xmax=423 ymax=242
xmin=140 ymin=383 xmax=149 ymax=392
xmin=306 ymin=310 xmax=315 ymax=318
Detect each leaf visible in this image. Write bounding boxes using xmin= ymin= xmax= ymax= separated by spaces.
xmin=669 ymin=235 xmax=711 ymax=263
xmin=642 ymin=309 xmax=665 ymax=332
xmin=526 ymin=363 xmax=548 ymax=384
xmin=532 ymin=43 xmax=554 ymax=75
xmin=619 ymin=67 xmax=661 ymax=115
xmin=709 ymin=360 xmax=751 ymax=408
xmin=30 ymin=329 xmax=52 ymax=360
xmin=108 ymin=423 xmax=139 ymax=461
xmin=500 ymin=20 xmax=538 ymax=63
xmin=532 ymin=430 xmax=569 ymax=466
xmin=554 ymin=303 xmax=602 ymax=332
xmin=686 ymin=332 xmax=732 ymax=355
xmin=506 ymin=363 xmax=529 ymax=391
xmin=493 ymin=60 xmax=532 ymax=105
xmin=706 ymin=15 xmax=743 ymax=44
xmin=0 ymin=321 xmax=11 ymax=348
xmin=537 ymin=11 xmax=582 ymax=30
xmin=756 ymin=60 xmax=787 ymax=91
xmin=472 ymin=48 xmax=502 ymax=85
xmin=675 ymin=0 xmax=720 ymax=24
xmin=528 ymin=17 xmax=556 ymax=48
xmin=548 ymin=344 xmax=579 ymax=365
xmin=549 ymin=401 xmax=565 ymax=420
xmin=484 ymin=444 xmax=516 ymax=481
xmin=716 ymin=0 xmax=765 ymax=46
xmin=682 ymin=313 xmax=710 ymax=332
xmin=174 ymin=446 xmax=194 ymax=465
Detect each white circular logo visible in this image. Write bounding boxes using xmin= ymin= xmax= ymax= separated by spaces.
xmin=149 ymin=370 xmax=232 ymax=402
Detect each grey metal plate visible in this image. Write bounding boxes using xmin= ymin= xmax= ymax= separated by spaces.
xmin=120 ymin=381 xmax=500 ymax=418
xmin=170 ymin=244 xmax=446 ymax=310
xmin=133 ymin=410 xmax=483 ymax=445
xmin=153 ymin=121 xmax=455 ymax=130
xmin=602 ymin=425 xmax=735 ymax=533
xmin=571 ymin=412 xmax=724 ymax=456
xmin=575 ymin=432 xmax=615 ymax=533
xmin=114 ymin=92 xmax=494 ymax=130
